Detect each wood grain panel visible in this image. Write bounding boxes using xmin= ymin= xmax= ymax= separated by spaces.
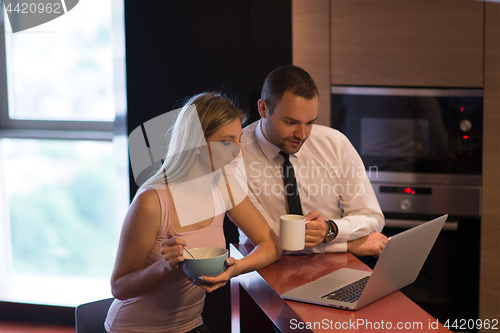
xmin=292 ymin=0 xmax=331 ymax=126
xmin=330 ymin=0 xmax=484 ymax=87
xmin=480 ymin=2 xmax=500 ymax=331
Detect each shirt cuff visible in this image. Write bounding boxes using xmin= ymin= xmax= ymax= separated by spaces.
xmin=332 ymin=218 xmax=352 ymax=243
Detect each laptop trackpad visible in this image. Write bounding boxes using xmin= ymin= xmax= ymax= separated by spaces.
xmin=311 ymin=278 xmax=347 ymax=289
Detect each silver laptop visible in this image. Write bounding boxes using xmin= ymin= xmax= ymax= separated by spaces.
xmin=281 ymin=214 xmax=448 ymax=310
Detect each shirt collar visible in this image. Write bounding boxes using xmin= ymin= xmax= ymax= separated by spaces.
xmin=255 ymin=119 xmax=303 ymax=161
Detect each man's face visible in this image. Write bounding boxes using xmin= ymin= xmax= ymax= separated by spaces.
xmin=259 ymin=91 xmax=319 ymax=155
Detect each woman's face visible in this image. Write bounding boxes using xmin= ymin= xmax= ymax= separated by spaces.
xmin=204 ymin=118 xmax=244 ymax=176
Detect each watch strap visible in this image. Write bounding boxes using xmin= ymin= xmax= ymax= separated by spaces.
xmin=323 ymin=220 xmax=338 ymax=243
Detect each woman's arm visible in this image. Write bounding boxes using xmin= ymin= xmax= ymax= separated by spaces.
xmin=227 ymin=196 xmax=282 ymax=274
xmin=110 ymin=190 xmax=185 ymax=300
xmin=194 ymin=197 xmax=281 ymax=292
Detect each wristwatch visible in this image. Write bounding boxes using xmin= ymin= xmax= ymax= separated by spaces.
xmin=323 ymin=220 xmax=338 ymax=244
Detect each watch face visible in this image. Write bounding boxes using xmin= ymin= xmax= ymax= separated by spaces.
xmin=325 ymin=221 xmax=337 ymax=243
xmin=326 ymin=232 xmax=335 ymax=243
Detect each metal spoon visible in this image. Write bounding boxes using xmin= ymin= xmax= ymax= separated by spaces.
xmin=183 ymin=246 xmax=195 ymax=259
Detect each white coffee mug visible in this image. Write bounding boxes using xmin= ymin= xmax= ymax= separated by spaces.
xmin=280 ymin=214 xmax=306 ymax=251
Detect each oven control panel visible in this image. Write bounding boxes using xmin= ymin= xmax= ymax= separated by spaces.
xmin=449 ymin=97 xmax=483 ymax=174
xmin=372 ymin=183 xmax=481 ymax=217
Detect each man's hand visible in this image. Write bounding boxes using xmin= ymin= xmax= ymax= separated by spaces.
xmin=347 ymin=232 xmax=388 ymax=257
xmin=304 ymin=210 xmax=328 ymax=248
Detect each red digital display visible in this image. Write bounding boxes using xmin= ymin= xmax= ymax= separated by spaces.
xmin=380 ymin=186 xmax=432 ymax=196
xmin=404 ymin=187 xmax=415 ymax=195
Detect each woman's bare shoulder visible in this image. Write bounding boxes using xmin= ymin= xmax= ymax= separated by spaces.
xmin=128 ymin=189 xmax=162 ymax=221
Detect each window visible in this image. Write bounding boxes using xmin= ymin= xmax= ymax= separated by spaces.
xmin=0 ymin=0 xmax=128 ymax=306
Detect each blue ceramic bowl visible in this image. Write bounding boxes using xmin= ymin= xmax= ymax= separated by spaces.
xmin=182 ymin=247 xmax=229 ymax=281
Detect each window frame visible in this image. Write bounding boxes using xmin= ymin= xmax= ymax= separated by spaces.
xmin=0 ymin=0 xmax=128 ymax=307
xmin=0 ymin=3 xmax=118 ymax=141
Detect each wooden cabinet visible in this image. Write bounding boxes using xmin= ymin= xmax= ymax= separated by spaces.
xmin=330 ymin=0 xmax=484 ymax=87
xmin=293 ymin=0 xmax=499 ymax=325
xmin=292 ymin=0 xmax=331 ymax=126
xmin=480 ymin=2 xmax=500 ymax=329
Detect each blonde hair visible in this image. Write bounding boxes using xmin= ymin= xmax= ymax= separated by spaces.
xmin=138 ymin=92 xmax=245 ymax=192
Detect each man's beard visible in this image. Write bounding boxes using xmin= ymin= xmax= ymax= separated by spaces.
xmin=265 ymin=121 xmax=306 ymax=154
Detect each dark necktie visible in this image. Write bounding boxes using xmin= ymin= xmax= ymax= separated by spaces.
xmin=279 ymin=151 xmax=303 ymax=215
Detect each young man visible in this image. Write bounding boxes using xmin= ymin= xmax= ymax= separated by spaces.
xmin=238 ymin=65 xmax=387 ymax=256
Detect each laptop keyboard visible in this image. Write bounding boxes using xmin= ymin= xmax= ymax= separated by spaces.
xmin=321 ymin=276 xmax=370 ymax=303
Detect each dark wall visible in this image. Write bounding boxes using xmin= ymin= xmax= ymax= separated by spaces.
xmin=124 ymin=1 xmax=292 ymax=332
xmin=126 ymin=0 xmax=292 ymax=193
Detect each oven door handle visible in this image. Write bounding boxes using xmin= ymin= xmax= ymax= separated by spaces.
xmin=384 ymin=219 xmax=458 ymax=231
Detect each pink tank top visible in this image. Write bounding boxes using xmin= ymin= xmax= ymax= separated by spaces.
xmin=105 ymin=184 xmax=226 ymax=333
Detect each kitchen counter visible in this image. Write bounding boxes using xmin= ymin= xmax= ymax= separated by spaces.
xmin=230 ymin=243 xmax=450 ymax=332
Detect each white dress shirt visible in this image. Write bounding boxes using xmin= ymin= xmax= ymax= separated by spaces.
xmin=237 ymin=120 xmax=384 ymax=253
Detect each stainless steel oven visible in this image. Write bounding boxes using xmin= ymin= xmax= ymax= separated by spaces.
xmin=331 ymin=86 xmax=483 ymax=330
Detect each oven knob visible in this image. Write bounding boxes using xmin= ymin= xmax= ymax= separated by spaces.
xmin=400 ymin=199 xmax=411 ymax=210
xmin=460 ymin=119 xmax=472 ymax=132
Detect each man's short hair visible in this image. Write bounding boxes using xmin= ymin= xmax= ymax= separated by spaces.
xmin=261 ymin=65 xmax=319 ymax=114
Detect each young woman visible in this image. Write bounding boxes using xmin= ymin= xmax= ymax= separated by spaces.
xmin=104 ymin=92 xmax=281 ymax=333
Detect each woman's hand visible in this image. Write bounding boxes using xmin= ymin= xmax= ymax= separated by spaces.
xmin=187 ymin=257 xmax=239 ymax=293
xmin=160 ymin=228 xmax=186 ymax=271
